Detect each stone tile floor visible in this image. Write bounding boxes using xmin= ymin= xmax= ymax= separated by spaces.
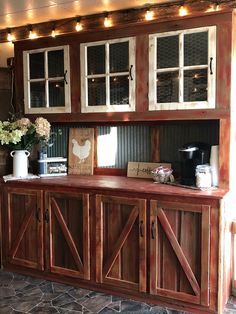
xmin=0 ymin=270 xmax=235 ymax=313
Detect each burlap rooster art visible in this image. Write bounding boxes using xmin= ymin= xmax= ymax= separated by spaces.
xmin=71 ymin=138 xmax=91 ymax=163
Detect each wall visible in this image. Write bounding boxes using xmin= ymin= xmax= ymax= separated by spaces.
xmin=0 ymin=43 xmax=14 ymax=67
xmin=47 ymin=121 xmax=219 ymax=175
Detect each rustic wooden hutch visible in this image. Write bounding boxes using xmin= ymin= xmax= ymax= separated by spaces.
xmin=1 ymin=3 xmax=236 ymax=314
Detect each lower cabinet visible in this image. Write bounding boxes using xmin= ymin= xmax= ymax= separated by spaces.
xmin=46 ymin=191 xmax=90 ymax=280
xmin=3 ymin=186 xmax=218 ymax=312
xmin=149 ymin=200 xmax=210 ymax=306
xmin=5 ymin=188 xmax=44 ymax=271
xmin=95 ymin=195 xmax=147 ymax=292
xmin=4 ymin=188 xmax=90 ymax=280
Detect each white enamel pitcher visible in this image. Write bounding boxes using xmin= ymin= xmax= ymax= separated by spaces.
xmin=10 ymin=150 xmax=30 ymax=177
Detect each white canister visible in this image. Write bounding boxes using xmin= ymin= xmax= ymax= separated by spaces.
xmin=10 ymin=150 xmax=30 ymax=178
xmin=195 ymin=164 xmax=212 ymax=189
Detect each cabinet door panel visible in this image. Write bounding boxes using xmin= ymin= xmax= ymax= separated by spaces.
xmin=46 ymin=192 xmax=90 ymax=280
xmin=6 ymin=188 xmax=43 ymax=270
xmin=150 ymin=201 xmax=210 ymax=306
xmin=96 ymin=195 xmax=146 ymax=292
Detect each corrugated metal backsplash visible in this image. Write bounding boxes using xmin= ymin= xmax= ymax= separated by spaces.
xmin=47 ymin=121 xmax=219 ymax=169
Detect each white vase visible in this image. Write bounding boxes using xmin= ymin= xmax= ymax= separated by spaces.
xmin=10 ymin=150 xmax=30 ymax=178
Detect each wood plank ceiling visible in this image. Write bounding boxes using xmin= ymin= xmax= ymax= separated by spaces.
xmin=0 ymin=0 xmax=175 ymax=29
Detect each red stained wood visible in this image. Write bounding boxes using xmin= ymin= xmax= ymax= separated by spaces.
xmin=0 ymin=175 xmax=227 ymax=200
xmin=9 ymin=207 xmax=34 ymax=260
xmin=46 ymin=192 xmax=90 ymax=280
xmin=216 ymin=21 xmax=232 ymax=110
xmin=107 ymin=202 xmax=122 ymax=279
xmin=219 ymin=119 xmax=230 ymax=188
xmin=201 ymin=205 xmax=211 ymax=306
xmin=82 ymin=194 xmax=90 ymax=280
xmin=162 ymin=209 xmax=179 ymax=292
xmin=103 ymin=206 xmax=138 ymax=276
xmin=14 ymin=12 xmax=232 ymax=122
xmin=96 ymin=195 xmax=147 ymax=292
xmin=95 ymin=195 xmax=103 ymax=283
xmin=151 ymin=127 xmax=160 ymax=162
xmin=51 ymin=197 xmax=84 ymax=273
xmin=157 ymin=207 xmax=200 ymax=297
xmin=6 ymin=188 xmax=44 ymax=271
xmin=179 ymin=211 xmax=201 ymax=295
xmin=0 ymin=177 xmax=229 ymax=313
xmin=136 ymin=35 xmax=149 ymax=113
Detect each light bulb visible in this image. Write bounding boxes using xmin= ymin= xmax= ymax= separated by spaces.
xmin=75 ymin=21 xmax=83 ymax=31
xmin=7 ymin=31 xmax=15 ymax=42
xmin=206 ymin=3 xmax=221 ymax=12
xmin=29 ymin=30 xmax=37 ymax=39
xmin=179 ymin=5 xmax=188 ymax=16
xmin=51 ymin=29 xmax=57 ymax=37
xmin=104 ymin=16 xmax=112 ymax=28
xmin=145 ymin=9 xmax=154 ymax=21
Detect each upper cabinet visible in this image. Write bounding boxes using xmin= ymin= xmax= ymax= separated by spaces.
xmin=149 ymin=26 xmax=216 ymax=111
xmin=80 ymin=37 xmax=136 ymax=113
xmin=23 ymin=45 xmax=71 ymax=114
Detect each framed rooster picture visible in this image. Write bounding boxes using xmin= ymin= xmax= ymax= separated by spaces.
xmin=68 ymin=128 xmax=94 ymax=175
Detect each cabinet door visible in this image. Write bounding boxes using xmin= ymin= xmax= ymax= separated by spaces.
xmin=150 ymin=200 xmax=210 ymax=306
xmin=23 ymin=45 xmax=71 ymax=114
xmin=96 ymin=195 xmax=146 ymax=292
xmin=6 ymin=188 xmax=44 ymax=270
xmin=149 ymin=26 xmax=216 ymax=110
xmin=46 ymin=192 xmax=90 ymax=280
xmin=80 ymin=37 xmax=135 ymax=113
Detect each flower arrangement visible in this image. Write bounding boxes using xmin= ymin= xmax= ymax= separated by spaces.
xmin=0 ymin=117 xmax=51 ymax=151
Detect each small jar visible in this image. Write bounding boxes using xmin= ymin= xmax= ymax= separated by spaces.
xmin=195 ymin=164 xmax=212 ymax=189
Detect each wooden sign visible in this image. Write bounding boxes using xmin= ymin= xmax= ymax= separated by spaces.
xmin=68 ymin=128 xmax=94 ymax=175
xmin=127 ymin=162 xmax=171 ymax=179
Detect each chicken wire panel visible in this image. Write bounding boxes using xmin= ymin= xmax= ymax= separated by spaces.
xmin=87 ymin=45 xmax=105 ymax=75
xmin=109 ymin=41 xmax=129 ymax=73
xmin=88 ymin=77 xmax=106 ymax=106
xmin=184 ymin=32 xmax=208 ymax=66
xmin=29 ymin=52 xmax=44 ymax=79
xmin=184 ymin=69 xmax=207 ymax=102
xmin=110 ymin=75 xmax=129 ymax=105
xmin=48 ymin=50 xmax=64 ymax=78
xmin=30 ymin=82 xmax=46 ymax=108
xmin=49 ymin=80 xmax=65 ymax=107
xmin=157 ymin=71 xmax=179 ymax=103
xmin=156 ymin=35 xmax=179 ymax=69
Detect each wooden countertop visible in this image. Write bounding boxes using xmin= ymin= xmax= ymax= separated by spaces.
xmin=1 ymin=175 xmax=228 ymax=200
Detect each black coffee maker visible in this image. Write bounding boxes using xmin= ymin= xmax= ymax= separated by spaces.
xmin=179 ymin=142 xmax=211 ymax=186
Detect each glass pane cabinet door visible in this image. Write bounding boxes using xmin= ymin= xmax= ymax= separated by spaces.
xmin=109 ymin=42 xmax=129 ymax=73
xmin=87 ymin=45 xmax=105 ymax=75
xmin=156 ymin=35 xmax=179 ymax=69
xmin=88 ymin=77 xmax=106 ymax=106
xmin=48 ymin=50 xmax=64 ymax=77
xmin=24 ymin=45 xmax=71 ymax=114
xmin=149 ymin=26 xmax=216 ymax=110
xmin=184 ymin=32 xmax=208 ymax=66
xmin=157 ymin=72 xmax=179 ymax=103
xmin=49 ymin=80 xmax=65 ymax=107
xmin=30 ymin=53 xmax=44 ymax=79
xmin=81 ymin=37 xmax=135 ymax=113
xmin=110 ymin=75 xmax=129 ymax=105
xmin=30 ymin=82 xmax=46 ymax=108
